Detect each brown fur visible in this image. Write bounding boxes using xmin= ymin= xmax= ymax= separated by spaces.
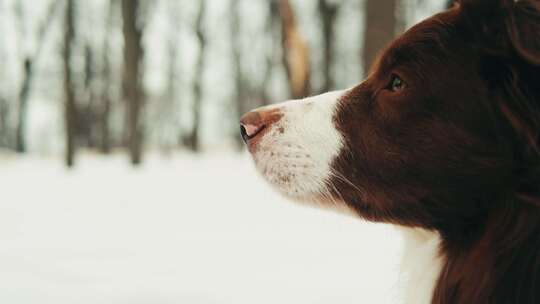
xmin=329 ymin=1 xmax=540 ymax=302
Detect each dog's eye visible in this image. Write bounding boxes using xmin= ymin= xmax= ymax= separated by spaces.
xmin=389 ymin=75 xmax=406 ymax=92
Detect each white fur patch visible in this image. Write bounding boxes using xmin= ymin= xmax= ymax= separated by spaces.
xmin=397 ymin=227 xmax=443 ymax=304
xmin=249 ymin=90 xmax=347 ymax=208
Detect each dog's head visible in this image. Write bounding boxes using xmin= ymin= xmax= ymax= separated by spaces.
xmin=241 ymin=0 xmax=540 ymax=233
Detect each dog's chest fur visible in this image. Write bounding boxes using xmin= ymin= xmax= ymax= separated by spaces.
xmin=397 ymin=227 xmax=443 ymax=304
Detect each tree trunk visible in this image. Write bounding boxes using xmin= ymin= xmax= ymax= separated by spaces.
xmin=99 ymin=0 xmax=116 ymax=154
xmin=63 ymin=0 xmax=76 ymax=167
xmin=230 ymin=0 xmax=246 ymax=149
xmin=259 ymin=1 xmax=281 ymax=106
xmin=363 ymin=0 xmax=398 ymax=76
xmin=0 ymin=96 xmax=9 ymax=148
xmin=81 ymin=43 xmax=98 ymax=148
xmin=122 ymin=0 xmax=144 ymax=165
xmin=165 ymin=41 xmax=179 ymax=151
xmin=165 ymin=0 xmax=182 ymax=150
xmin=186 ymin=0 xmax=206 ymax=152
xmin=15 ymin=59 xmax=32 ymax=153
xmin=14 ymin=0 xmax=61 ymax=153
xmin=277 ymin=0 xmax=311 ymax=99
xmin=318 ymin=0 xmax=339 ymax=92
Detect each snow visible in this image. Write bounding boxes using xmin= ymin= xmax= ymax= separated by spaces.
xmin=0 ymin=153 xmax=403 ymax=304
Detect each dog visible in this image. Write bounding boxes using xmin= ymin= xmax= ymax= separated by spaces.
xmin=240 ymin=0 xmax=540 ymax=303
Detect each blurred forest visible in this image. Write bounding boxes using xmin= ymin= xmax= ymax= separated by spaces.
xmin=0 ymin=0 xmax=451 ymax=167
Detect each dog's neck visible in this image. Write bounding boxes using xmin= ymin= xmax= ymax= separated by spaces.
xmin=432 ymin=199 xmax=540 ymax=303
xmin=399 ymin=197 xmax=540 ymax=304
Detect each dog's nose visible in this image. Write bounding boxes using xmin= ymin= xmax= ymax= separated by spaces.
xmin=240 ymin=108 xmax=283 ymax=144
xmin=240 ymin=111 xmax=266 ymax=143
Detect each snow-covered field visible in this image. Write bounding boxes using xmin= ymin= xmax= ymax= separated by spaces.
xmin=0 ymin=153 xmax=403 ymax=304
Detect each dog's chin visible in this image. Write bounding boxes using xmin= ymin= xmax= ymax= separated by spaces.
xmin=250 ymin=135 xmax=352 ymax=213
xmin=252 ymin=139 xmax=320 ymax=197
xmin=255 ymin=169 xmax=353 ymax=214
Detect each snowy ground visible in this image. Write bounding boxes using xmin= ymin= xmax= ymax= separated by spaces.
xmin=0 ymin=153 xmax=404 ymax=304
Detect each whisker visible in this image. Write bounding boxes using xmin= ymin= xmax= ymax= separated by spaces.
xmin=330 ymin=170 xmax=363 ymax=195
xmin=326 ymin=179 xmax=346 ymax=206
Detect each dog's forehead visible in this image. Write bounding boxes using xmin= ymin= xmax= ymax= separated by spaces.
xmin=373 ymin=10 xmax=461 ymax=76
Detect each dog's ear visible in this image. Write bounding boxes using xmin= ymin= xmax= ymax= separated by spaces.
xmin=506 ymin=1 xmax=540 ymax=65
xmin=455 ymin=0 xmax=512 ymax=50
xmin=457 ymin=0 xmax=513 ymax=20
xmin=457 ymin=0 xmax=540 ymax=65
xmin=457 ymin=0 xmax=513 ymax=11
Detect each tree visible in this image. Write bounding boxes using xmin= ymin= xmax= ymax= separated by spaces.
xmin=318 ymin=0 xmax=340 ymax=92
xmin=0 ymin=1 xmax=7 ymax=148
xmin=63 ymin=0 xmax=77 ymax=167
xmin=79 ymin=43 xmax=99 ymax=149
xmin=230 ymin=0 xmax=247 ymax=149
xmin=122 ymin=0 xmax=145 ymax=165
xmin=258 ymin=2 xmax=281 ymax=105
xmin=0 ymin=95 xmax=8 ymax=148
xmin=363 ymin=0 xmax=398 ymax=75
xmin=186 ymin=0 xmax=207 ymax=152
xmin=277 ymin=0 xmax=311 ymax=99
xmin=14 ymin=0 xmax=62 ymax=153
xmin=165 ymin=0 xmax=182 ymax=150
xmin=99 ymin=0 xmax=117 ymax=154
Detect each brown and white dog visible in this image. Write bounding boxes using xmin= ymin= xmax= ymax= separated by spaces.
xmin=240 ymin=1 xmax=540 ymax=303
